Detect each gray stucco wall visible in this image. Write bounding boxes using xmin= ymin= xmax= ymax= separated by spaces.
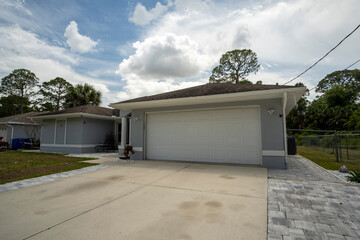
xmin=41 ymin=120 xmax=55 ymax=144
xmin=127 ymin=98 xmax=286 ymax=168
xmin=40 ymin=117 xmax=116 ymax=153
xmin=66 ymin=118 xmax=83 ymax=144
xmin=82 ymin=117 xmax=114 ymax=145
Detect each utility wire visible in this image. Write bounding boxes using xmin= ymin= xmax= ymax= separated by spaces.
xmin=309 ymin=57 xmax=360 ymax=92
xmin=345 ymin=58 xmax=360 ymax=69
xmin=284 ymin=23 xmax=360 ymax=85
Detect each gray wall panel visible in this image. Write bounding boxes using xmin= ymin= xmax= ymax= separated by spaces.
xmin=66 ymin=118 xmax=83 ymax=144
xmin=82 ymin=118 xmax=114 ymax=144
xmin=41 ymin=120 xmax=55 ymax=144
xmin=262 ymin=156 xmax=286 ymax=169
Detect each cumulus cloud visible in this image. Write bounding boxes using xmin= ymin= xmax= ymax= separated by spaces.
xmin=0 ymin=25 xmax=112 ymax=105
xmin=129 ymin=2 xmax=168 ymax=26
xmin=64 ymin=21 xmax=98 ymax=53
xmin=116 ymin=33 xmax=210 ymax=80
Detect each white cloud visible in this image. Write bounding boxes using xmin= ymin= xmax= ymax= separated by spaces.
xmin=129 ymin=2 xmax=168 ymax=26
xmin=0 ymin=25 xmax=112 ymax=106
xmin=64 ymin=21 xmax=98 ymax=53
xmin=115 ymin=0 xmax=360 ymax=102
xmin=116 ymin=33 xmax=210 ymax=80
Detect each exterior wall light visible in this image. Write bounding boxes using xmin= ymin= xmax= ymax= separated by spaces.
xmin=133 ymin=116 xmax=139 ymax=121
xmin=267 ymin=109 xmax=275 ymax=115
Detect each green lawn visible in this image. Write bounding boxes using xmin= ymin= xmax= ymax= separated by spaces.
xmin=298 ymin=146 xmax=360 ymax=171
xmin=0 ymin=150 xmax=97 ymax=184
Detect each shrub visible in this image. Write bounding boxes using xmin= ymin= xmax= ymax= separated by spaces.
xmin=346 ymin=170 xmax=360 ymax=183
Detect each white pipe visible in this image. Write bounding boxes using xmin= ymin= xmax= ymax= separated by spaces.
xmin=283 ymin=92 xmax=288 ymax=168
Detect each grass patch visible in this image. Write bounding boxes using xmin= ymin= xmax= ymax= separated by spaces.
xmin=0 ymin=150 xmax=97 ymax=184
xmin=298 ymin=146 xmax=360 ymax=171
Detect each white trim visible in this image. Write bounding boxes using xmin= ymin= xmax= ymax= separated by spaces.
xmin=32 ymin=113 xmax=121 ymax=121
xmin=133 ymin=147 xmax=143 ymax=151
xmin=262 ymin=150 xmax=286 ymax=157
xmin=64 ymin=118 xmax=67 ymax=144
xmin=118 ymin=145 xmax=124 ymax=149
xmin=110 ymin=87 xmax=306 ymax=112
xmin=283 ymin=92 xmax=288 ymax=160
xmin=53 ymin=119 xmax=57 ymax=144
xmin=41 ymin=144 xmax=97 ymax=148
xmin=144 ymin=105 xmax=259 ymax=115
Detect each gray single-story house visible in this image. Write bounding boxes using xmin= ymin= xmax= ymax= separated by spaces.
xmin=110 ymin=83 xmax=306 ymax=169
xmin=32 ymin=105 xmax=123 ymax=154
xmin=0 ymin=112 xmax=43 ymax=148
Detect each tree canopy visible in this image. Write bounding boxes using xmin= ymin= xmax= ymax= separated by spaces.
xmin=287 ymin=69 xmax=360 ymax=131
xmin=64 ymin=83 xmax=102 ymax=108
xmin=0 ymin=69 xmax=39 ymax=114
xmin=209 ymin=49 xmax=260 ymax=84
xmin=39 ymin=77 xmax=72 ymax=111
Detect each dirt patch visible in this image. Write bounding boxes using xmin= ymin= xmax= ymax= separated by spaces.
xmin=205 ymin=201 xmax=222 ymax=208
xmin=178 ymin=201 xmax=199 ymax=210
xmin=106 ymin=175 xmax=125 ymax=181
xmin=219 ymin=175 xmax=235 ymax=180
xmin=43 ymin=180 xmax=109 ymax=200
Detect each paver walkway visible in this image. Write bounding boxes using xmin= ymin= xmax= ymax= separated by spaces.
xmin=268 ymin=155 xmax=360 ymax=240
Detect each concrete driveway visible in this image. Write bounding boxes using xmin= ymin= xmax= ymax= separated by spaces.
xmin=0 ymin=161 xmax=267 ymax=240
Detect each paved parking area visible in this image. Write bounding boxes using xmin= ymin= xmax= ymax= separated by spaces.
xmin=0 ymin=161 xmax=267 ymax=240
xmin=268 ymin=156 xmax=360 ymax=240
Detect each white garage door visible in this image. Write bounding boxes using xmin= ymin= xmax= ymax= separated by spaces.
xmin=146 ymin=107 xmax=261 ymax=164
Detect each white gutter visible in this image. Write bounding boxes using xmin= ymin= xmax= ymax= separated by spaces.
xmin=31 ymin=113 xmax=121 ymax=121
xmin=282 ymin=92 xmax=288 ymax=168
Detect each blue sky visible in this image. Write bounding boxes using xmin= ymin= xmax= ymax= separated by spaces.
xmin=0 ymin=0 xmax=359 ymax=106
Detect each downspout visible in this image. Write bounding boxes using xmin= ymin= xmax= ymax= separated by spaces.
xmin=282 ymin=92 xmax=288 ymax=169
xmin=5 ymin=124 xmax=14 ymax=148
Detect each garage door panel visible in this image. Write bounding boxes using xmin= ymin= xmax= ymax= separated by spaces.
xmin=146 ymin=107 xmax=261 ymax=164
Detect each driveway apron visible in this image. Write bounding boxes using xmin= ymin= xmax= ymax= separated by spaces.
xmin=0 ymin=161 xmax=267 ymax=240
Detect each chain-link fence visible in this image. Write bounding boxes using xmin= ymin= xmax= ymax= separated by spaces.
xmin=288 ymin=130 xmax=360 ymax=162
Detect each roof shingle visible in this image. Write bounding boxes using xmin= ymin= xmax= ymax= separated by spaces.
xmin=34 ymin=105 xmax=119 ymax=117
xmin=115 ymin=83 xmax=300 ymax=104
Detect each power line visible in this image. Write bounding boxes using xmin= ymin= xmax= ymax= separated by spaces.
xmin=309 ymin=57 xmax=360 ymax=92
xmin=345 ymin=58 xmax=360 ymax=69
xmin=284 ymin=23 xmax=360 ymax=85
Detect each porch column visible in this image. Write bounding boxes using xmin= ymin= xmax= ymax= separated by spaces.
xmin=120 ymin=117 xmax=127 ymax=146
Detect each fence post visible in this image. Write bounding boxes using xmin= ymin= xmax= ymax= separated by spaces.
xmin=335 ymin=131 xmax=339 ymax=162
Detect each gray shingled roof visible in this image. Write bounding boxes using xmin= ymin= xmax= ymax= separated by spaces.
xmin=115 ymin=83 xmax=299 ymax=104
xmin=34 ymin=105 xmax=119 ymax=117
xmin=0 ymin=112 xmax=46 ymax=125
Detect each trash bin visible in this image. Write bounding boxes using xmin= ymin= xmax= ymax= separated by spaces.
xmin=12 ymin=138 xmax=22 ymax=150
xmin=287 ymin=136 xmax=297 ymax=155
xmin=11 ymin=138 xmax=32 ymax=150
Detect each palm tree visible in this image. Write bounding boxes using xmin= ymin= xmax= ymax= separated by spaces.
xmin=64 ymin=83 xmax=101 ymax=108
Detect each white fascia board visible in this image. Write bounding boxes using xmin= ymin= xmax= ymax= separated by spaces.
xmin=110 ymin=87 xmax=307 ymax=111
xmin=0 ymin=121 xmax=38 ymax=126
xmin=31 ymin=113 xmax=121 ymax=121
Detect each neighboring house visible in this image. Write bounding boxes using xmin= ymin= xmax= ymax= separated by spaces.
xmin=0 ymin=112 xmax=43 ymax=148
xmin=32 ymin=105 xmax=122 ymax=154
xmin=110 ymin=83 xmax=306 ymax=169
